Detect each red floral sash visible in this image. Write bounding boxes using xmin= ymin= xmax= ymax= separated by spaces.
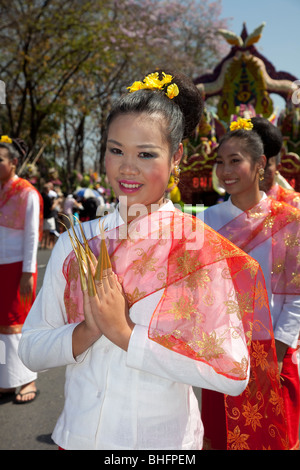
xmin=0 ymin=177 xmax=43 ymax=240
xmin=63 ymin=209 xmax=289 ymax=449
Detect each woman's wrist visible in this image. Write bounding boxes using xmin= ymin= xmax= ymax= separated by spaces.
xmin=72 ymin=321 xmax=102 ymax=359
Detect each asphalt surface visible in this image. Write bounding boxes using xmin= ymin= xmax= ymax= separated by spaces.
xmin=0 ymin=248 xmax=66 ymax=450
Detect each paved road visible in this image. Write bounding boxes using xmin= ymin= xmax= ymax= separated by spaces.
xmin=0 ymin=248 xmax=66 ymax=450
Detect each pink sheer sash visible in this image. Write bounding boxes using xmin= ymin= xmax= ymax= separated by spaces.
xmin=219 ymin=197 xmax=300 ymax=295
xmin=62 ymin=208 xmax=289 ymax=449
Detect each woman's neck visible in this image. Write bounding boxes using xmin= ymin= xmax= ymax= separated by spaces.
xmin=231 ymin=187 xmax=262 ymax=212
xmin=0 ymin=172 xmax=17 ymax=189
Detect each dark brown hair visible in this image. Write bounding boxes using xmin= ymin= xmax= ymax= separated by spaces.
xmin=218 ymin=129 xmax=264 ymax=164
xmin=0 ymin=137 xmax=28 ymax=165
xmin=106 ymin=70 xmax=203 ymax=154
xmin=250 ymin=116 xmax=282 ymax=162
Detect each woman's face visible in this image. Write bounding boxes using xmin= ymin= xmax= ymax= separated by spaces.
xmin=0 ymin=147 xmax=15 ymax=183
xmin=215 ymin=137 xmax=262 ymax=198
xmin=105 ymin=112 xmax=182 ymax=219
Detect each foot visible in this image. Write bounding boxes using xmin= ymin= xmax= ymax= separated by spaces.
xmin=14 ymin=381 xmax=38 ymax=404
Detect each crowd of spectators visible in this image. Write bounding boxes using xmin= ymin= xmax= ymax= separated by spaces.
xmin=39 ymin=182 xmax=115 ymax=249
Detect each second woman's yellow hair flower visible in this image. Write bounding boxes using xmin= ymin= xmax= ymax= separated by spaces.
xmin=0 ymin=135 xmax=13 ymax=144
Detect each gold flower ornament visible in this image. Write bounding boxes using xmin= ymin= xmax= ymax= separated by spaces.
xmin=0 ymin=135 xmax=13 ymax=144
xmin=127 ymin=72 xmax=179 ymax=99
xmin=230 ymin=118 xmax=253 ymax=131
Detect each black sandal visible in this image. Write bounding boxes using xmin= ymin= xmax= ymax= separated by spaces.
xmin=14 ymin=390 xmax=40 ymax=404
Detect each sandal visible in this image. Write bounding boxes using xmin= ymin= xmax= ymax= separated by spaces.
xmin=14 ymin=390 xmax=40 ymax=405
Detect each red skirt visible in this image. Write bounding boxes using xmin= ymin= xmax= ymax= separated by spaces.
xmin=201 ymin=347 xmax=300 ymax=450
xmin=0 ymin=262 xmax=37 ymax=334
xmin=281 ymin=347 xmax=300 ymax=450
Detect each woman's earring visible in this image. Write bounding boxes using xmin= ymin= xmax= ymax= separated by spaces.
xmin=173 ymin=165 xmax=181 ymax=185
xmin=258 ymin=168 xmax=265 ymax=181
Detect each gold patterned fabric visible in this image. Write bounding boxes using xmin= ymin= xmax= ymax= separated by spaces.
xmin=219 ymin=197 xmax=300 ymax=295
xmin=62 ymin=208 xmax=288 ymax=449
xmin=268 ymin=184 xmax=300 ymax=211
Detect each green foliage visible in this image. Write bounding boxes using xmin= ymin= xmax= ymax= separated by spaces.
xmin=0 ymin=0 xmax=229 ymax=188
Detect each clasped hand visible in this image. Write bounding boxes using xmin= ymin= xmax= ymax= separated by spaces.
xmin=72 ymin=267 xmax=134 ymax=358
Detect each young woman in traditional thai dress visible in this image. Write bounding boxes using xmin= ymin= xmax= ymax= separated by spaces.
xmin=251 ymin=116 xmax=300 ymax=210
xmin=0 ymin=136 xmax=42 ymax=403
xmin=20 ymin=75 xmax=286 ymax=450
xmin=203 ymin=119 xmax=300 ymax=450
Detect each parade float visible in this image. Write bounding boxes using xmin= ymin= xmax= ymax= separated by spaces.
xmin=178 ymin=22 xmax=300 ymax=207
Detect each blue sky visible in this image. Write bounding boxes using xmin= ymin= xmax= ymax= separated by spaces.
xmin=220 ymin=0 xmax=300 ymax=112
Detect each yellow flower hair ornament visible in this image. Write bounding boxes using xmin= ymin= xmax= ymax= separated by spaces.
xmin=127 ymin=72 xmax=179 ymax=99
xmin=0 ymin=135 xmax=13 ymax=144
xmin=230 ymin=118 xmax=253 ymax=131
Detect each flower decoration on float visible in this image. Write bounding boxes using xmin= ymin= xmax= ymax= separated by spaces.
xmin=229 ymin=118 xmax=253 ymax=131
xmin=127 ymin=72 xmax=179 ymax=99
xmin=0 ymin=135 xmax=13 ymax=144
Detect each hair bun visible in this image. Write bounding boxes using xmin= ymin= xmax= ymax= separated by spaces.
xmin=155 ymin=69 xmax=203 ymax=139
xmin=250 ymin=117 xmax=282 ymax=159
xmin=12 ymin=138 xmax=29 ymax=162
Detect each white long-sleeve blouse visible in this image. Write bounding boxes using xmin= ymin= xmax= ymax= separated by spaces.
xmin=19 ymin=201 xmax=249 ymax=450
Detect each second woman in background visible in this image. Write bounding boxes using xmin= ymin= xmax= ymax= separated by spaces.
xmin=203 ymin=119 xmax=300 ymax=450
